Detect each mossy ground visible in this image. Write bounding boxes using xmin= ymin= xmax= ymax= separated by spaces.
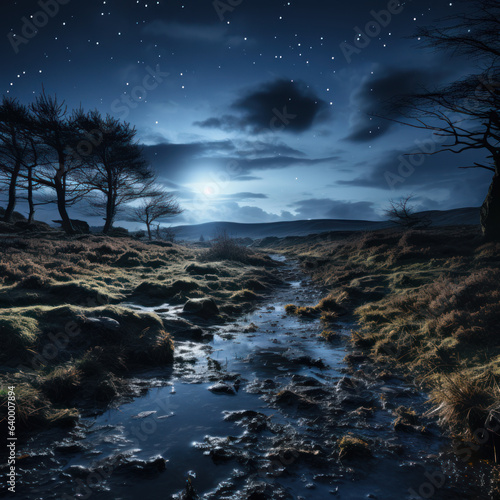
xmin=0 ymin=234 xmax=277 ymax=432
xmin=262 ymin=226 xmax=500 ymax=448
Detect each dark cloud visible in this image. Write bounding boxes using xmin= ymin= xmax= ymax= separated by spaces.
xmin=236 ymin=140 xmax=305 ymax=158
xmin=142 ymin=139 xmax=335 ymax=181
xmin=344 ymin=67 xmax=446 ymax=143
xmin=195 ymin=79 xmax=328 ymax=134
xmin=223 ymin=192 xmax=268 ymax=200
xmin=290 ymin=198 xmax=378 ymax=220
xmin=194 ymin=115 xmax=242 ymax=131
xmin=337 ymin=147 xmax=492 ymax=207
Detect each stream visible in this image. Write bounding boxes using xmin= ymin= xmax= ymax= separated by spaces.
xmin=4 ymin=256 xmax=491 ymax=499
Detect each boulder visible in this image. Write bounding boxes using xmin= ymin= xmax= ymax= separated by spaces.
xmin=208 ymin=382 xmax=237 ymax=395
xmin=53 ymin=219 xmax=90 ymax=234
xmin=183 ymin=298 xmax=219 ymax=318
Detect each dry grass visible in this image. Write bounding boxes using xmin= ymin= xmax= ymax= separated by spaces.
xmin=261 ymin=226 xmax=500 ymax=447
xmin=0 ymin=233 xmax=277 ymax=431
xmin=428 ymin=374 xmax=500 ymax=439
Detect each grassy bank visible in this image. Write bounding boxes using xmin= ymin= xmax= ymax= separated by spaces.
xmin=0 ymin=233 xmax=278 ymax=432
xmin=261 ymin=226 xmax=500 ymax=448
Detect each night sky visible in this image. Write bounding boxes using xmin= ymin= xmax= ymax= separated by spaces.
xmin=1 ymin=0 xmax=492 ymax=226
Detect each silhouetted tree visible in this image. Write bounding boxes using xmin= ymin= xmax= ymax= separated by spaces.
xmin=131 ymin=189 xmax=182 ymax=240
xmin=0 ymin=97 xmax=32 ymax=222
xmin=385 ymin=195 xmax=431 ymax=229
xmin=73 ymin=109 xmax=154 ymax=234
xmin=390 ymin=0 xmax=500 ymax=239
xmin=29 ymin=91 xmax=85 ymax=234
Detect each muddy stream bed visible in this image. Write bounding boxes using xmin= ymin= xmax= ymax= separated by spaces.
xmin=4 ymin=256 xmax=491 ymax=499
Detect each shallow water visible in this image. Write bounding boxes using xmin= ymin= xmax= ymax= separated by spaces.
xmin=5 ymin=256 xmax=492 ymax=499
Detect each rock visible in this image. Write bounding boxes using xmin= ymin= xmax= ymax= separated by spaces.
xmin=184 ymin=326 xmax=208 ymax=341
xmin=108 ymin=226 xmax=129 ymax=238
xmin=132 ymin=411 xmax=157 ymax=419
xmin=14 ymin=220 xmax=54 ymax=232
xmin=223 ymin=410 xmax=269 ymax=432
xmin=53 ymin=219 xmax=90 ymax=234
xmin=185 ymin=263 xmax=220 ymax=275
xmin=274 ymin=389 xmax=317 ymax=409
xmin=85 ymin=316 xmax=120 ymax=330
xmin=290 ymin=375 xmax=324 ymax=387
xmin=393 ymin=406 xmax=424 ymax=432
xmin=208 ymin=382 xmax=237 ymax=395
xmin=183 ymin=298 xmax=219 ymax=318
xmin=338 ymin=435 xmax=372 ymax=460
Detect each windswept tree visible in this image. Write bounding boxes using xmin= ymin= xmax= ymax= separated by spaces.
xmin=73 ymin=109 xmax=155 ymax=234
xmin=131 ymin=189 xmax=182 ymax=240
xmin=29 ymin=91 xmax=85 ymax=234
xmin=385 ymin=195 xmax=431 ymax=229
xmin=0 ymin=97 xmax=32 ymax=222
xmin=390 ymin=0 xmax=500 ymax=239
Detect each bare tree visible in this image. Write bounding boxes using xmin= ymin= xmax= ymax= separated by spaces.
xmin=385 ymin=195 xmax=431 ymax=229
xmin=131 ymin=190 xmax=182 ymax=241
xmin=29 ymin=91 xmax=86 ymax=234
xmin=388 ymin=0 xmax=500 ymax=239
xmin=0 ymin=97 xmax=32 ymax=222
xmin=72 ymin=109 xmax=154 ymax=234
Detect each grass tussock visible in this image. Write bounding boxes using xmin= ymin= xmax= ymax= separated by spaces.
xmin=428 ymin=374 xmax=500 ymax=440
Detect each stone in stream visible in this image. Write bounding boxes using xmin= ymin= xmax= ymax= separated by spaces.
xmin=132 ymin=411 xmax=157 ymax=419
xmin=183 ymin=298 xmax=219 ymax=318
xmin=273 ymin=389 xmax=318 ymax=409
xmin=84 ymin=316 xmax=120 ymax=330
xmin=208 ymin=382 xmax=237 ymax=395
xmin=290 ymin=374 xmax=324 ymax=387
xmin=223 ymin=410 xmax=269 ymax=432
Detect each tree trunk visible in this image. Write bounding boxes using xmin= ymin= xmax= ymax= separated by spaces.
xmin=54 ymin=176 xmax=74 ymax=234
xmin=146 ymin=222 xmax=152 ymax=241
xmin=103 ymin=175 xmax=115 ymax=234
xmin=3 ymin=161 xmax=21 ymax=222
xmin=480 ymin=172 xmax=500 ymax=241
xmin=27 ymin=166 xmax=35 ymax=223
xmin=103 ymin=195 xmax=115 ymax=234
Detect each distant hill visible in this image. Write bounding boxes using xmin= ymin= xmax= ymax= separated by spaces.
xmin=171 ymin=207 xmax=480 ymax=241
